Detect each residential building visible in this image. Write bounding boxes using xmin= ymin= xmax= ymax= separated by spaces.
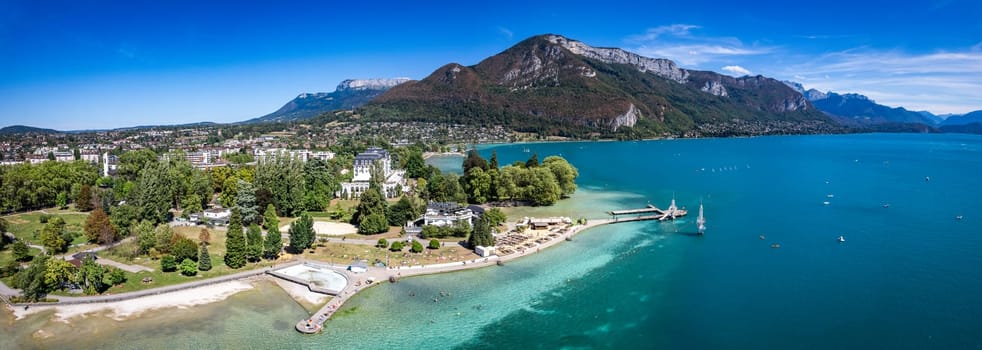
xmin=338 ymin=147 xmax=404 ymax=198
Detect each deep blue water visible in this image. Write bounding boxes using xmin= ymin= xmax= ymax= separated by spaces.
xmin=452 ymin=134 xmax=982 ymax=349
xmin=8 ymin=133 xmax=981 ymax=349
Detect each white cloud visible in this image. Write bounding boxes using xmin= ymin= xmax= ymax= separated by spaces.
xmin=627 ymin=24 xmax=700 ymax=42
xmin=782 ymin=47 xmax=982 ymax=114
xmin=497 ymin=26 xmax=513 ymax=40
xmin=626 ymin=25 xmax=773 ymax=66
xmin=721 ymin=65 xmax=752 ymax=76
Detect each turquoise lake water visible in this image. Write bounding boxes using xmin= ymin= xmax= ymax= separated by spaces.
xmin=5 ymin=133 xmax=981 ymax=349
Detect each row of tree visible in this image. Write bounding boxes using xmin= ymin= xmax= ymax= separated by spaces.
xmin=11 ymin=255 xmax=127 ymax=301
xmin=0 ymin=161 xmax=99 ymax=213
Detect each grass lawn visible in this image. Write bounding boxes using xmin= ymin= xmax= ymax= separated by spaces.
xmin=0 ymin=246 xmax=42 ymax=266
xmin=2 ymin=209 xmax=90 ymax=246
xmin=306 ymin=240 xmax=479 ymax=267
xmin=106 ymin=257 xmax=287 ymax=294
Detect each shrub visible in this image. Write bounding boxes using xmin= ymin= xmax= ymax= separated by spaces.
xmin=411 ymin=240 xmax=424 ymax=253
xmin=389 ymin=241 xmax=404 ymax=251
xmin=376 ymin=238 xmax=388 ymax=248
xmin=179 ymin=258 xmax=198 ymax=276
xmin=428 ymin=239 xmax=441 ymax=250
xmin=160 ymin=255 xmax=177 ymax=272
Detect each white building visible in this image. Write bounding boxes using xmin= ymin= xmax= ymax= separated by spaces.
xmin=422 ymin=202 xmax=475 ymax=227
xmin=254 ymin=148 xmax=335 ymax=163
xmin=339 ymin=147 xmax=404 ymax=199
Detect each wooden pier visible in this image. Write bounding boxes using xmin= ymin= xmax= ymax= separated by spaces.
xmin=608 ymin=202 xmax=687 ymax=222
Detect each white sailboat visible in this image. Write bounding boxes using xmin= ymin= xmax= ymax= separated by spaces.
xmin=697 ymin=202 xmax=706 ymax=235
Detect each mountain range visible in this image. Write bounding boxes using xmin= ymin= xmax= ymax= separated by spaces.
xmin=362 ymin=34 xmax=830 ymax=137
xmin=245 ymin=78 xmax=410 ymax=123
xmin=783 ymin=82 xmax=943 ymax=127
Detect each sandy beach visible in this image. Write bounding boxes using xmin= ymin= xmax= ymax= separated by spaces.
xmin=7 ymin=279 xmax=257 ymax=322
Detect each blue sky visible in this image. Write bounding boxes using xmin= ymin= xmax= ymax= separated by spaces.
xmin=1 ymin=0 xmax=980 ymax=130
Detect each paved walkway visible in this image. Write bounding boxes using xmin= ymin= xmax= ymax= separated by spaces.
xmin=95 ymin=257 xmax=154 ymax=273
xmin=9 ymin=260 xmax=302 ymax=305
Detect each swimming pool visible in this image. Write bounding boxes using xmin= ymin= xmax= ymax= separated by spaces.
xmin=273 ymin=264 xmax=349 ymax=294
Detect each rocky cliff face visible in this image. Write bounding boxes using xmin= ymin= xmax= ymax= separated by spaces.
xmin=544 ymin=34 xmax=689 ymax=84
xmin=337 ymin=78 xmax=410 ymax=91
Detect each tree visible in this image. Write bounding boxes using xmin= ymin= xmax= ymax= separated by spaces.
xmin=386 ymin=196 xmax=417 ymax=226
xmin=198 ymin=243 xmax=212 ymax=271
xmin=179 ymin=258 xmax=198 ymax=276
xmin=428 ymin=239 xmax=440 ymax=250
xmin=133 ymin=161 xmax=174 ymax=223
xmin=358 ymin=212 xmax=389 ymax=235
xmin=56 ymin=192 xmax=68 ymax=209
xmin=154 ymin=224 xmax=174 ymax=254
xmin=161 ymin=255 xmax=177 ymax=272
xmin=198 ymin=228 xmax=211 ymax=245
xmin=246 ymin=224 xmax=263 ymax=262
xmin=288 ymin=212 xmax=314 ymax=253
xmin=464 ymin=167 xmax=491 ymax=204
xmin=404 ymin=150 xmax=427 ymax=179
xmin=76 ymin=257 xmax=108 ymax=294
xmin=84 ymin=207 xmax=116 ymax=244
xmin=219 ymin=177 xmax=238 ymax=208
xmin=376 ymin=238 xmax=389 ymax=248
xmin=354 ymin=186 xmax=388 ymax=234
xmin=262 ymin=204 xmax=281 ymax=260
xmin=134 ymin=220 xmax=156 ymax=254
xmin=181 ymin=194 xmax=203 ymax=218
xmin=462 ymin=149 xmax=489 ymax=174
xmin=117 ymin=149 xmax=158 ymax=181
xmin=389 ymin=241 xmax=404 ymax=251
xmin=224 ymin=209 xmax=247 ymax=268
xmin=73 ymin=148 xmax=81 ymax=161
xmin=543 ymin=156 xmax=579 ymax=198
xmin=40 ymin=217 xmax=69 ymax=254
xmin=14 ymin=256 xmax=51 ymax=301
xmin=235 ymin=180 xmax=259 ymax=225
xmin=303 ymin=158 xmax=339 ymax=212
xmin=172 ymin=236 xmax=198 ymax=262
xmin=109 ymin=204 xmax=140 ymax=236
xmin=12 ymin=240 xmax=31 ymax=261
xmin=411 ymin=240 xmax=424 ymax=253
xmin=526 ymin=153 xmax=539 ymax=168
xmin=468 ymin=217 xmax=495 ymax=248
xmin=484 ymin=208 xmax=508 ymax=227
xmin=489 ymin=150 xmax=499 ymax=169
xmin=254 ymin=153 xmax=305 ymax=216
xmin=76 ymin=184 xmax=94 ymax=211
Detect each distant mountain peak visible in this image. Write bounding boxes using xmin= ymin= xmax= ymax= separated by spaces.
xmin=336 ymin=78 xmax=411 ymax=92
xmin=244 ymin=77 xmax=410 ymax=123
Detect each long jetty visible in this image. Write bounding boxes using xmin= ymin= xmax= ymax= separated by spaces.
xmin=609 ymin=203 xmax=687 ymax=221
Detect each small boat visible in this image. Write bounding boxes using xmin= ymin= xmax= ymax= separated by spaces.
xmin=882 ymin=203 xmax=890 ymax=208
xmin=956 ymin=215 xmax=964 ymax=220
xmin=823 ymin=201 xmax=831 ymax=206
xmin=837 ymin=236 xmax=845 ymax=243
xmin=771 ymin=243 xmax=781 ymax=249
xmin=925 ymin=176 xmax=931 ymax=182
xmin=759 ymin=234 xmax=766 ymax=240
xmin=696 ymin=202 xmax=706 ymax=235
xmin=827 ymin=194 xmax=835 ymax=198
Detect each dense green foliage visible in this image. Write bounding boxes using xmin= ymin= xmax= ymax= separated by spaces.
xmin=420 ymin=220 xmax=471 ymax=238
xmin=11 ymin=240 xmax=31 ymax=261
xmin=235 ymin=180 xmax=260 ymax=226
xmin=198 ymin=243 xmax=212 ymax=271
xmin=246 ymin=224 xmax=263 ymax=262
xmin=255 ymin=153 xmax=305 ymax=217
xmin=302 ymin=158 xmax=341 ymax=211
xmin=389 ymin=241 xmax=404 ymax=251
xmin=262 ymin=204 xmax=281 ymax=259
xmin=483 ymin=208 xmax=507 ymax=227
xmin=428 ymin=239 xmax=440 ymax=249
xmin=0 ymin=161 xmax=99 ymax=213
xmin=468 ymin=217 xmax=495 ymax=248
xmin=353 ymin=176 xmax=389 ymax=234
xmin=288 ymin=212 xmax=314 ymax=252
xmin=160 ymin=255 xmax=177 ymax=272
xmin=376 ymin=238 xmax=388 ymax=248
xmin=224 ymin=209 xmax=247 ymax=268
xmin=172 ymin=236 xmax=198 ymax=263
xmin=179 ymin=258 xmax=198 ymax=276
xmin=410 ymin=240 xmax=424 ymax=253
xmin=386 ymin=196 xmax=417 ymax=227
